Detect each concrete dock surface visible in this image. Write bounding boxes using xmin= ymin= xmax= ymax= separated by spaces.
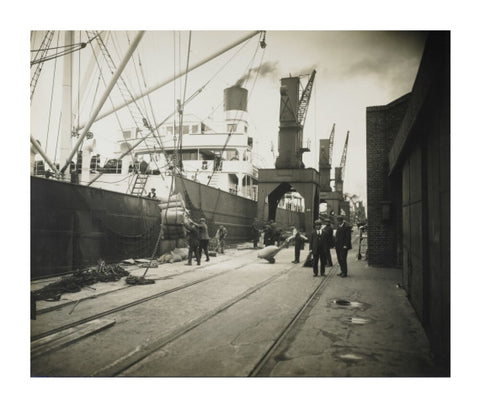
xmin=30 ymin=238 xmax=440 ymax=376
xmin=24 ymin=235 xmax=467 ymax=405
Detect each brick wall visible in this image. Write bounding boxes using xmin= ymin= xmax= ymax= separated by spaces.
xmin=366 ymin=32 xmax=450 ymax=374
xmin=366 ymin=95 xmax=410 ymax=266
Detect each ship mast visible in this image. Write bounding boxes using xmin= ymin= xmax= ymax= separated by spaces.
xmin=59 ymin=31 xmax=145 ymax=175
xmin=58 ymin=30 xmax=74 ymax=180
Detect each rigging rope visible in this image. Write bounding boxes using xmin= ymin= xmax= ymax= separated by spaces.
xmin=30 ymin=35 xmax=96 ymax=66
xmin=30 ymin=31 xmax=52 ymax=62
xmin=53 ymin=113 xmax=61 ymax=164
xmin=86 ymin=33 xmax=138 ymax=168
xmin=30 ymin=31 xmax=101 ymax=53
xmin=126 ymin=31 xmax=168 ymax=171
xmin=206 ymin=35 xmax=265 ymax=186
xmin=87 ymin=32 xmax=262 ymax=194
xmin=92 ymin=31 xmax=149 ymax=132
xmin=177 ymin=31 xmax=192 ymax=171
xmin=172 ymin=32 xmax=179 ymax=171
xmin=127 ymin=31 xmax=150 ymax=123
xmin=103 ymin=33 xmax=253 ymax=173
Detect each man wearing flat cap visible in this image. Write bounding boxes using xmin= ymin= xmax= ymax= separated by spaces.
xmin=335 ymin=216 xmax=352 ymax=277
xmin=198 ymin=218 xmax=210 ymax=262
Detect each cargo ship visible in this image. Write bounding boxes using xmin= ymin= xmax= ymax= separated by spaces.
xmin=30 ymin=30 xmax=304 ymax=279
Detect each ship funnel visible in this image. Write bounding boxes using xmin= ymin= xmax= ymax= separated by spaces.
xmin=224 ymin=86 xmax=248 ymax=112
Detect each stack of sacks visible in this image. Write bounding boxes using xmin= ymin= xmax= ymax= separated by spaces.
xmin=159 ymin=193 xmax=188 ymax=240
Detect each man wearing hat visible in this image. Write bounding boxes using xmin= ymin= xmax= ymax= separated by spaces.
xmin=335 ymin=216 xmax=352 ymax=277
xmin=184 ymin=219 xmax=201 ymax=266
xmin=321 ymin=216 xmax=334 ymax=267
xmin=308 ymin=219 xmax=333 ymax=277
xmin=198 ymin=218 xmax=210 ymax=262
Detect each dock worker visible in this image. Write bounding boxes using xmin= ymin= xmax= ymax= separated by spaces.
xmin=215 ymin=225 xmax=228 ymax=254
xmin=292 ymin=228 xmax=309 ymax=264
xmin=251 ymin=218 xmax=261 ymax=248
xmin=263 ymin=221 xmax=275 ymax=246
xmin=148 ymin=188 xmax=157 ymax=198
xmin=184 ymin=219 xmax=201 ymax=266
xmin=198 ymin=218 xmax=210 ymax=262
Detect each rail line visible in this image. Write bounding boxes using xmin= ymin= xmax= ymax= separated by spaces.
xmin=95 ymin=262 xmax=301 ymax=376
xmin=32 ymin=254 xmax=264 ymax=343
xmin=109 ymin=263 xmax=340 ymax=377
xmin=248 ymin=239 xmax=358 ymax=376
xmin=34 ymin=256 xmax=234 ymax=316
xmin=248 ymin=263 xmax=338 ymax=376
xmin=33 ymin=246 xmax=351 ymax=377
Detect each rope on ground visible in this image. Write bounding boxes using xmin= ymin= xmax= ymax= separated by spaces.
xmin=31 ymin=260 xmax=129 ymax=302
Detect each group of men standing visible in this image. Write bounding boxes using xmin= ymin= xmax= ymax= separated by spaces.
xmin=253 ymin=215 xmax=352 ymax=277
xmin=308 ymin=215 xmax=352 ymax=278
xmin=182 ymin=215 xmax=351 ymax=277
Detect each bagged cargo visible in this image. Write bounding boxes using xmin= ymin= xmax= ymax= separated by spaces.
xmin=158 ymin=192 xmax=186 ymax=210
xmin=257 ymin=245 xmax=280 ymax=259
xmin=170 ymin=253 xmax=183 ymax=263
xmin=158 ymin=200 xmax=184 ymax=210
xmin=158 ymin=253 xmax=173 ymax=264
xmin=162 ymin=224 xmax=185 ymax=240
xmin=170 ymin=193 xmax=185 ymax=205
xmin=172 ymin=247 xmax=188 ymax=260
xmin=162 ymin=208 xmax=186 ymax=225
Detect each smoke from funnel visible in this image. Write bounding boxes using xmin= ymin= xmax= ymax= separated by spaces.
xmin=235 ymin=61 xmax=279 ymax=87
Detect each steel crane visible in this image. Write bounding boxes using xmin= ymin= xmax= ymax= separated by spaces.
xmin=340 ymin=130 xmax=349 ymax=181
xmin=296 ymin=69 xmax=316 ymax=127
xmin=328 ymin=123 xmax=335 ymax=167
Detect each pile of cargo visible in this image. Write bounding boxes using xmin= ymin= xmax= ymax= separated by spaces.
xmin=157 ymin=247 xmax=189 ymax=264
xmin=159 ymin=193 xmax=188 ymax=240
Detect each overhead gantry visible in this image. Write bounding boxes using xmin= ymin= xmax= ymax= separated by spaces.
xmin=257 ymin=70 xmax=322 ymax=230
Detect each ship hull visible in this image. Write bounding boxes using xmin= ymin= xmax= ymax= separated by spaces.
xmin=31 ymin=176 xmax=162 ymax=279
xmin=31 ymin=175 xmax=305 ymax=279
xmin=174 ymin=175 xmax=305 ymax=241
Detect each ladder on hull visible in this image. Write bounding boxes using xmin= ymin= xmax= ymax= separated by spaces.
xmin=130 ymin=173 xmax=148 ymax=196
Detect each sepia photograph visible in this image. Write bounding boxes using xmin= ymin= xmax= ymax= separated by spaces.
xmin=30 ymin=27 xmax=445 ymax=377
xmin=9 ymin=0 xmax=474 ymax=405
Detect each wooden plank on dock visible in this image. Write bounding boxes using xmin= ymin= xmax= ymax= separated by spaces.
xmin=31 ymin=319 xmax=116 ymax=359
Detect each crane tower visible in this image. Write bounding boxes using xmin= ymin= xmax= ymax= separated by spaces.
xmin=275 ymin=70 xmax=316 ymax=169
xmin=335 ymin=131 xmax=349 ymax=195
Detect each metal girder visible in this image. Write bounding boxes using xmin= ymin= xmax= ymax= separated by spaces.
xmin=340 ymin=130 xmax=349 ymax=181
xmin=297 ymin=69 xmax=316 ymax=127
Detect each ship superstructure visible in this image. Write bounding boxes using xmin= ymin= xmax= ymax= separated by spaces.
xmin=115 ymin=85 xmax=259 ymax=200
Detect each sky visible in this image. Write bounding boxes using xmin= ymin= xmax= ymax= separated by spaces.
xmin=30 ymin=29 xmax=426 ymax=206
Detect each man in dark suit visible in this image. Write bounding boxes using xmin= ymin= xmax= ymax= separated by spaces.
xmin=309 ymin=220 xmax=333 ymax=277
xmin=323 ymin=219 xmax=334 ymax=267
xmin=335 ymin=216 xmax=352 ymax=277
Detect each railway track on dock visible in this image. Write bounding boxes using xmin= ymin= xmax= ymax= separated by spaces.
xmin=31 ymin=256 xmax=247 ymax=342
xmin=114 ymin=264 xmax=337 ymax=377
xmin=31 ymin=247 xmax=342 ymax=377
